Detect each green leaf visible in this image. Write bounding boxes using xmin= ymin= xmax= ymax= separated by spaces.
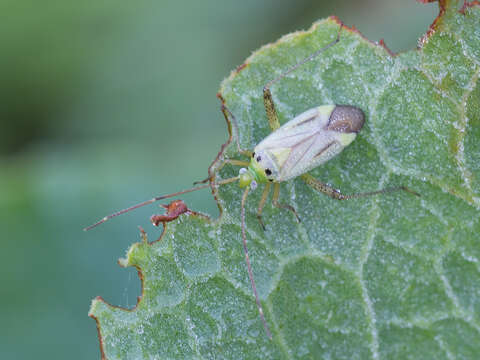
xmin=90 ymin=1 xmax=480 ymax=358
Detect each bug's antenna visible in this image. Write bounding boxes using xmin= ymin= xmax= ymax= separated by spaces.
xmin=264 ymin=24 xmax=343 ymax=91
xmin=84 ymin=177 xmax=239 ymax=231
xmin=241 ymin=187 xmax=272 ymax=339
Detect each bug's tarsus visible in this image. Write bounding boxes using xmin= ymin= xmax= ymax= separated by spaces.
xmin=273 ymin=201 xmax=301 ymax=223
xmin=241 ymin=187 xmax=272 ymax=339
xmin=193 ymin=176 xmax=211 ymax=185
xmin=400 ymin=186 xmax=421 ymax=197
xmin=257 ymin=214 xmax=267 ymax=232
xmin=301 ymin=174 xmax=420 ymax=201
xmin=272 ymin=183 xmax=301 ymax=223
xmin=334 ymin=186 xmax=421 ymax=200
xmin=294 ymin=210 xmax=302 ymax=223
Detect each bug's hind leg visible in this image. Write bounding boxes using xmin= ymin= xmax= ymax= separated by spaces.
xmin=272 ymin=183 xmax=301 ymax=222
xmin=263 ymin=86 xmax=281 ymax=131
xmin=301 ymin=174 xmax=421 ymax=200
xmin=262 ymin=25 xmax=343 ymax=133
xmin=220 ymin=103 xmax=253 ymax=157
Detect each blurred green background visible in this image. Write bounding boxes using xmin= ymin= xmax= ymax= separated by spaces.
xmin=0 ymin=1 xmax=438 ymax=358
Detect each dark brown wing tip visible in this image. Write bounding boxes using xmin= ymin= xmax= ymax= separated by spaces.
xmin=327 ymin=105 xmax=365 ymax=133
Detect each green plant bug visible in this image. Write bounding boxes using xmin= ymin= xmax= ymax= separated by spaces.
xmin=85 ymin=23 xmax=420 ymax=340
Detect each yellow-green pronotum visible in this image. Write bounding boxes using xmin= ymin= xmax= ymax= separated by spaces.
xmin=85 ymin=24 xmax=419 ymax=340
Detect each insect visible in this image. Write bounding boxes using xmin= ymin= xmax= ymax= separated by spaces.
xmin=150 ymin=199 xmax=190 ymax=227
xmin=85 ymin=24 xmax=419 ymax=339
xmin=149 ymin=199 xmax=200 ymax=242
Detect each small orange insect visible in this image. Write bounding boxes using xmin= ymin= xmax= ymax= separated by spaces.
xmin=150 ymin=199 xmax=190 ymax=227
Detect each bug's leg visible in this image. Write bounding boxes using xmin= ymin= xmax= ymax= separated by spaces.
xmin=194 ymin=102 xmax=252 ymax=185
xmin=226 ymin=159 xmax=251 ymax=167
xmin=262 ymin=86 xmax=281 ymax=131
xmin=240 ymin=187 xmax=272 ymax=339
xmin=272 ymin=183 xmax=301 ymax=222
xmin=192 ymin=176 xmax=212 ymax=185
xmin=301 ymin=174 xmax=421 ymax=199
xmin=220 ymin=103 xmax=253 ymax=157
xmin=256 ymin=182 xmax=271 ymax=231
xmin=262 ymin=25 xmax=343 ymax=132
xmin=193 ymin=159 xmax=250 ymax=185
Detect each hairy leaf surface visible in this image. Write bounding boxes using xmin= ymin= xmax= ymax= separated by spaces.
xmin=90 ymin=1 xmax=480 ymax=358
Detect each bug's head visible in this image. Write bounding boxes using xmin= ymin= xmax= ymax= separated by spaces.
xmin=248 ymin=150 xmax=277 ymax=183
xmin=238 ymin=168 xmax=257 ymax=190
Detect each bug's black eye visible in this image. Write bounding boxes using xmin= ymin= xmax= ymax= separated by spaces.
xmin=252 ymin=152 xmax=255 ymax=158
xmin=256 ymin=156 xmax=261 ymax=162
xmin=269 ymin=179 xmax=273 ymax=182
xmin=265 ymin=169 xmax=272 ymax=176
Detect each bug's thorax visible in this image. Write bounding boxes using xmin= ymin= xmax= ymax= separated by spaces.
xmin=238 ymin=167 xmax=256 ymax=188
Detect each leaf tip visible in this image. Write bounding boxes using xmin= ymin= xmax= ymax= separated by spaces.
xmin=88 ymin=297 xmax=107 ymax=360
xmin=88 ymin=296 xmax=103 ymax=317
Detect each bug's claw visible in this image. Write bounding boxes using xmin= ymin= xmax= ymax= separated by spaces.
xmin=257 ymin=215 xmax=266 ymax=232
xmin=286 ymin=204 xmax=301 ymax=223
xmin=401 ymin=186 xmax=421 ymax=197
xmin=291 ymin=210 xmax=301 ymax=223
